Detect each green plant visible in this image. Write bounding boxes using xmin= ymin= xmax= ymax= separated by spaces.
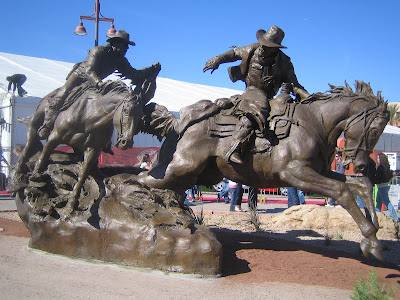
xmin=387 ymin=103 xmax=400 ymax=126
xmin=193 ymin=200 xmax=205 ymax=225
xmin=213 ymin=215 xmax=226 ymax=227
xmin=351 ymin=269 xmax=397 ymax=300
xmin=394 ymin=221 xmax=400 ymax=241
xmin=335 ymin=233 xmax=344 ymax=240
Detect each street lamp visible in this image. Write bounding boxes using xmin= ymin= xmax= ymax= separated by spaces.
xmin=74 ymin=0 xmax=116 ymax=47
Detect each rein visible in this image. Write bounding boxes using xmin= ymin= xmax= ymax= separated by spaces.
xmin=98 ymin=89 xmax=133 ymax=142
xmin=342 ymin=105 xmax=385 ymax=162
xmin=115 ymin=94 xmax=138 ymax=144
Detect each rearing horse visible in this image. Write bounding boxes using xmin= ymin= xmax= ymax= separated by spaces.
xmin=14 ymin=79 xmax=155 ymax=200
xmin=128 ymin=81 xmax=389 ymax=261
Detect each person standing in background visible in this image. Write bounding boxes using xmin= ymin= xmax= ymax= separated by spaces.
xmin=287 ymin=187 xmax=305 ymax=208
xmin=327 ymin=151 xmax=345 ymax=207
xmin=374 ymin=153 xmax=399 ymax=222
xmin=217 ymin=178 xmax=230 ymax=204
xmin=229 ymin=180 xmax=244 ymax=212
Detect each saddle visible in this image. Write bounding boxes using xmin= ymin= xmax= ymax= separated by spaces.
xmin=207 ymin=97 xmax=298 ymax=153
xmin=268 ymin=98 xmax=298 ymax=140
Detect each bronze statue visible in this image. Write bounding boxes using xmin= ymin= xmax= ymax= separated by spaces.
xmin=203 ymin=25 xmax=309 ymax=164
xmin=12 ymin=29 xmax=161 ymax=204
xmin=37 ymin=30 xmax=161 ymax=139
xmin=7 ymin=25 xmax=390 ymax=275
xmin=14 ymin=78 xmax=158 ymax=203
xmin=130 ymin=81 xmax=388 ymax=261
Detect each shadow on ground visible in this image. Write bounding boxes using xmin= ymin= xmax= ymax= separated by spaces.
xmin=212 ymin=228 xmax=400 ymax=277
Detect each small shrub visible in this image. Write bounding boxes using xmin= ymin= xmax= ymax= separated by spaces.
xmin=394 ymin=222 xmax=400 ymax=241
xmin=335 ymin=233 xmax=344 ymax=240
xmin=214 ymin=215 xmax=226 ymax=227
xmin=193 ymin=204 xmax=205 ymax=225
xmin=247 ymin=206 xmax=262 ymax=232
xmin=351 ymin=269 xmax=397 ymax=300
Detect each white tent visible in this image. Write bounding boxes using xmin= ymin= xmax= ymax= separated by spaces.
xmin=0 ymin=52 xmax=242 ymax=168
xmin=375 ymin=125 xmax=400 ymax=152
xmin=1 ymin=52 xmax=400 ymax=170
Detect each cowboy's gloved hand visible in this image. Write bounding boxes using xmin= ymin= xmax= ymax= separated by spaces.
xmin=215 ymin=98 xmax=233 ymax=109
xmin=152 ymin=62 xmax=161 ymax=75
xmin=97 ymin=80 xmax=112 ymax=89
xmin=292 ymin=85 xmax=311 ymax=101
xmin=96 ymin=81 xmax=105 ymax=89
xmin=203 ymin=57 xmax=220 ymax=74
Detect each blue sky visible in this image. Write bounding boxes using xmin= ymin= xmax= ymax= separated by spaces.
xmin=2 ymin=0 xmax=399 ymax=102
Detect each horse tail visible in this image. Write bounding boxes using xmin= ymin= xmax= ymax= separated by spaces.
xmin=17 ymin=115 xmax=32 ymax=125
xmin=142 ymin=103 xmax=179 ymax=141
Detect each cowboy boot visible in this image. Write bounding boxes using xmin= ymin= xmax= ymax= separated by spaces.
xmin=226 ymin=116 xmax=253 ymax=164
xmin=37 ymin=97 xmax=63 ymax=139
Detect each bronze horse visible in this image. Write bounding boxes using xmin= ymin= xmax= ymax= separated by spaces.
xmin=14 ymin=79 xmax=155 ymax=200
xmin=128 ymin=81 xmax=389 ymax=261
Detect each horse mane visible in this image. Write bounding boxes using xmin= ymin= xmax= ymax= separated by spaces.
xmin=98 ymin=80 xmax=130 ymax=97
xmin=304 ymin=80 xmax=386 ymax=108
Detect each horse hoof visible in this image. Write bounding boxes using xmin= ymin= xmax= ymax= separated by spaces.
xmin=360 ymin=238 xmax=371 ymax=259
xmin=371 ymin=246 xmax=385 ymax=262
xmin=360 ymin=238 xmax=384 ymax=262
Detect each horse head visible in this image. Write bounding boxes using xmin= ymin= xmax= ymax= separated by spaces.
xmin=340 ymin=81 xmax=389 ymax=173
xmin=113 ymin=78 xmax=158 ymax=150
xmin=113 ymin=89 xmax=141 ymax=150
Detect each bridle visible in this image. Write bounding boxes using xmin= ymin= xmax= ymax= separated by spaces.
xmin=115 ymin=93 xmax=139 ymax=146
xmin=342 ymin=105 xmax=386 ymax=163
xmin=98 ymin=87 xmax=135 ymax=145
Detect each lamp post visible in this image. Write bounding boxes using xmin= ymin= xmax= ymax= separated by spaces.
xmin=74 ymin=0 xmax=116 ymax=47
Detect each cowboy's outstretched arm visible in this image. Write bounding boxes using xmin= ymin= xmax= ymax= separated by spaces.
xmin=283 ymin=61 xmax=310 ymax=101
xmin=203 ymin=49 xmax=240 ymax=74
xmin=119 ymin=58 xmax=161 ymax=84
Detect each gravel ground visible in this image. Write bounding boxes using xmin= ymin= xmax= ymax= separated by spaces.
xmin=1 ymin=209 xmax=400 ymax=299
xmin=1 ymin=208 xmax=399 ymax=265
xmin=200 ymin=208 xmax=400 ymax=266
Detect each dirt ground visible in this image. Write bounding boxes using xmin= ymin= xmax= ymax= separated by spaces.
xmin=1 ymin=213 xmax=399 ymax=299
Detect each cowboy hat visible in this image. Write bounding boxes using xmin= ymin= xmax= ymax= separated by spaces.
xmin=257 ymin=25 xmax=286 ymax=48
xmin=107 ymin=30 xmax=136 ymax=46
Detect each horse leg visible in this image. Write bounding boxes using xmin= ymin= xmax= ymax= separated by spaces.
xmin=15 ymin=113 xmax=44 ymax=174
xmin=343 ymin=175 xmax=378 ymax=229
xmin=71 ymin=147 xmax=100 ymax=201
xmin=32 ymin=133 xmax=61 ymax=175
xmin=136 ymin=146 xmax=209 ymax=194
xmin=280 ymin=165 xmax=383 ymax=261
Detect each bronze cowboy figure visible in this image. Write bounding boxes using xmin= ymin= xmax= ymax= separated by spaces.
xmin=38 ymin=30 xmax=161 ymax=139
xmin=203 ymin=25 xmax=309 ymax=164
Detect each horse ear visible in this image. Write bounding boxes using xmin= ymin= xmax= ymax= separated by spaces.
xmin=128 ymin=85 xmax=135 ymax=96
xmin=345 ymin=81 xmax=352 ymax=90
xmin=375 ymin=91 xmax=381 ymax=106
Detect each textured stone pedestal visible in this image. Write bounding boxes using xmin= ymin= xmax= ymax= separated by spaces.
xmin=12 ymin=157 xmax=222 ymax=276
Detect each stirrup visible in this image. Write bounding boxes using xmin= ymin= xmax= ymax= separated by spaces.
xmin=229 ymin=151 xmax=243 ymax=164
